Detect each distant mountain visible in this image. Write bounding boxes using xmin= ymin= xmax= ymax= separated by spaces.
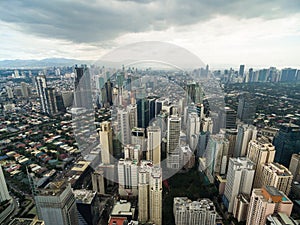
xmin=0 ymin=58 xmax=90 ymax=68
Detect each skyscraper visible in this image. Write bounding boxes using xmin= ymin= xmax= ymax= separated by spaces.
xmin=147 ymin=126 xmax=161 ymax=165
xmin=273 ymin=123 xmax=300 ymax=167
xmin=237 ymin=93 xmax=256 ymax=125
xmin=234 ymin=124 xmax=257 ymax=157
xmin=99 ymin=121 xmax=113 ymax=164
xmin=118 ymin=159 xmax=138 ymax=196
xmin=74 ymin=65 xmax=92 ymax=109
xmin=138 ymin=162 xmax=151 ymax=223
xmin=167 ymin=115 xmax=181 ymax=169
xmin=35 ymin=181 xmax=78 ymax=225
xmin=0 ymin=165 xmax=10 ymax=203
xmin=223 ymin=157 xmax=255 ymax=213
xmin=35 ymin=75 xmax=47 ymax=114
xmin=149 ymin=167 xmax=162 ymax=225
xmin=92 ymin=168 xmax=105 ymax=195
xmin=246 ymin=186 xmax=293 ymax=225
xmin=186 ymin=112 xmax=200 ymax=150
xmin=239 ymin=65 xmax=245 ymax=77
xmin=127 ymin=104 xmax=138 ymax=129
xmin=117 ymin=108 xmax=131 ymax=145
xmin=186 ymin=82 xmax=202 ymax=105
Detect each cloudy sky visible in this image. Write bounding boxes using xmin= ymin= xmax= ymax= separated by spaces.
xmin=0 ymin=0 xmax=300 ymax=68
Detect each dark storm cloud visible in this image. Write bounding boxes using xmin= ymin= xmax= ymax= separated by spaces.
xmin=0 ymin=0 xmax=299 ymax=43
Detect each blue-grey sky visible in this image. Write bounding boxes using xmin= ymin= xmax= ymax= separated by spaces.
xmin=0 ymin=0 xmax=300 ymax=68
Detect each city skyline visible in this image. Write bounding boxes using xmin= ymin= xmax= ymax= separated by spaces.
xmin=0 ymin=0 xmax=300 ymax=68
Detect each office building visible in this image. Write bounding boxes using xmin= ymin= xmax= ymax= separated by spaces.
xmin=92 ymin=168 xmax=105 ymax=195
xmin=35 ymin=181 xmax=78 ymax=225
xmin=117 ymin=108 xmax=131 ymax=145
xmin=237 ymin=93 xmax=256 ymax=125
xmin=186 ymin=82 xmax=202 ymax=105
xmin=246 ymin=186 xmax=293 ymax=225
xmin=35 ymin=75 xmax=48 ymax=114
xmin=223 ymin=157 xmax=255 ymax=213
xmin=138 ymin=164 xmax=150 ymax=223
xmin=167 ymin=115 xmax=181 ymax=169
xmin=127 ymin=104 xmax=138 ymax=129
xmin=147 ymin=126 xmax=161 ymax=165
xmin=289 ymin=153 xmax=300 ymax=182
xmin=273 ymin=123 xmax=300 ymax=167
xmin=0 ymin=165 xmax=10 ymax=203
xmin=74 ymin=65 xmax=92 ymax=109
xmin=73 ymin=190 xmax=100 ymax=225
xmin=124 ymin=144 xmax=142 ymax=161
xmin=223 ymin=107 xmax=237 ymax=129
xmin=239 ymin=65 xmax=245 ymax=77
xmin=99 ymin=121 xmax=113 ymax=164
xmin=186 ymin=112 xmax=201 ymax=150
xmin=255 ymin=162 xmax=293 ymax=195
xmin=225 ymin=129 xmax=237 ymax=158
xmin=280 ymin=68 xmax=297 ymax=82
xmin=173 ymin=197 xmax=218 ymax=225
xmin=118 ymin=159 xmax=138 ymax=196
xmin=234 ymin=124 xmax=257 ymax=157
xmin=205 ymin=134 xmax=229 ymax=183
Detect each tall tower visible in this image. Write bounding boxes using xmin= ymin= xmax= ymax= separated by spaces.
xmin=186 ymin=82 xmax=202 ymax=104
xmin=223 ymin=157 xmax=255 ymax=213
xmin=237 ymin=93 xmax=256 ymax=125
xmin=127 ymin=104 xmax=138 ymax=129
xmin=147 ymin=126 xmax=161 ymax=165
xmin=0 ymin=166 xmax=10 ymax=203
xmin=234 ymin=124 xmax=257 ymax=157
xmin=289 ymin=153 xmax=300 ymax=182
xmin=118 ymin=159 xmax=138 ymax=196
xmin=273 ymin=123 xmax=300 ymax=167
xmin=167 ymin=115 xmax=181 ymax=169
xmin=138 ymin=164 xmax=150 ymax=223
xmin=35 ymin=181 xmax=78 ymax=225
xmin=45 ymin=87 xmax=58 ymax=115
xmin=92 ymin=168 xmax=105 ymax=195
xmin=149 ymin=167 xmax=162 ymax=225
xmin=74 ymin=65 xmax=92 ymax=109
xmin=35 ymin=75 xmax=47 ymax=114
xmin=186 ymin=112 xmax=200 ymax=150
xmin=99 ymin=121 xmax=113 ymax=164
xmin=117 ymin=108 xmax=131 ymax=145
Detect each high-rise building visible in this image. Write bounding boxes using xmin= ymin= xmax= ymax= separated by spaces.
xmin=167 ymin=115 xmax=181 ymax=169
xmin=233 ymin=193 xmax=250 ymax=222
xmin=35 ymin=75 xmax=47 ymax=114
xmin=0 ymin=166 xmax=10 ymax=203
xmin=186 ymin=82 xmax=202 ymax=105
xmin=205 ymin=134 xmax=229 ymax=183
xmin=73 ymin=189 xmax=100 ymax=225
xmin=173 ymin=197 xmax=218 ymax=225
xmin=196 ymin=131 xmax=209 ymax=158
xmin=45 ymin=87 xmax=58 ymax=115
xmin=124 ymin=144 xmax=142 ymax=161
xmin=149 ymin=167 xmax=162 ymax=225
xmin=246 ymin=186 xmax=293 ymax=225
xmin=118 ymin=159 xmax=138 ymax=196
xmin=255 ymin=162 xmax=293 ymax=195
xmin=239 ymin=65 xmax=245 ymax=77
xmin=117 ymin=108 xmax=131 ymax=145
xmin=234 ymin=124 xmax=257 ymax=157
xmin=21 ymin=82 xmax=30 ymax=98
xmin=186 ymin=112 xmax=200 ymax=150
xmin=273 ymin=123 xmax=300 ymax=167
xmin=127 ymin=104 xmax=138 ymax=129
xmin=74 ymin=65 xmax=92 ymax=109
xmin=35 ymin=181 xmax=78 ymax=225
xmin=266 ymin=212 xmax=298 ymax=225
xmin=131 ymin=127 xmax=146 ymax=153
xmin=222 ymin=107 xmax=237 ymax=129
xmin=223 ymin=157 xmax=255 ymax=213
xmin=280 ymin=68 xmax=297 ymax=82
xmin=147 ymin=126 xmax=161 ymax=165
xmin=289 ymin=153 xmax=300 ymax=182
xmin=247 ymin=139 xmax=275 ymax=168
xmin=137 ymin=95 xmax=150 ymax=129
xmin=225 ymin=129 xmax=237 ymax=159
xmin=92 ymin=168 xmax=105 ymax=195
xmin=99 ymin=121 xmax=113 ymax=164
xmin=138 ymin=165 xmax=150 ymax=223
xmin=237 ymin=93 xmax=256 ymax=125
